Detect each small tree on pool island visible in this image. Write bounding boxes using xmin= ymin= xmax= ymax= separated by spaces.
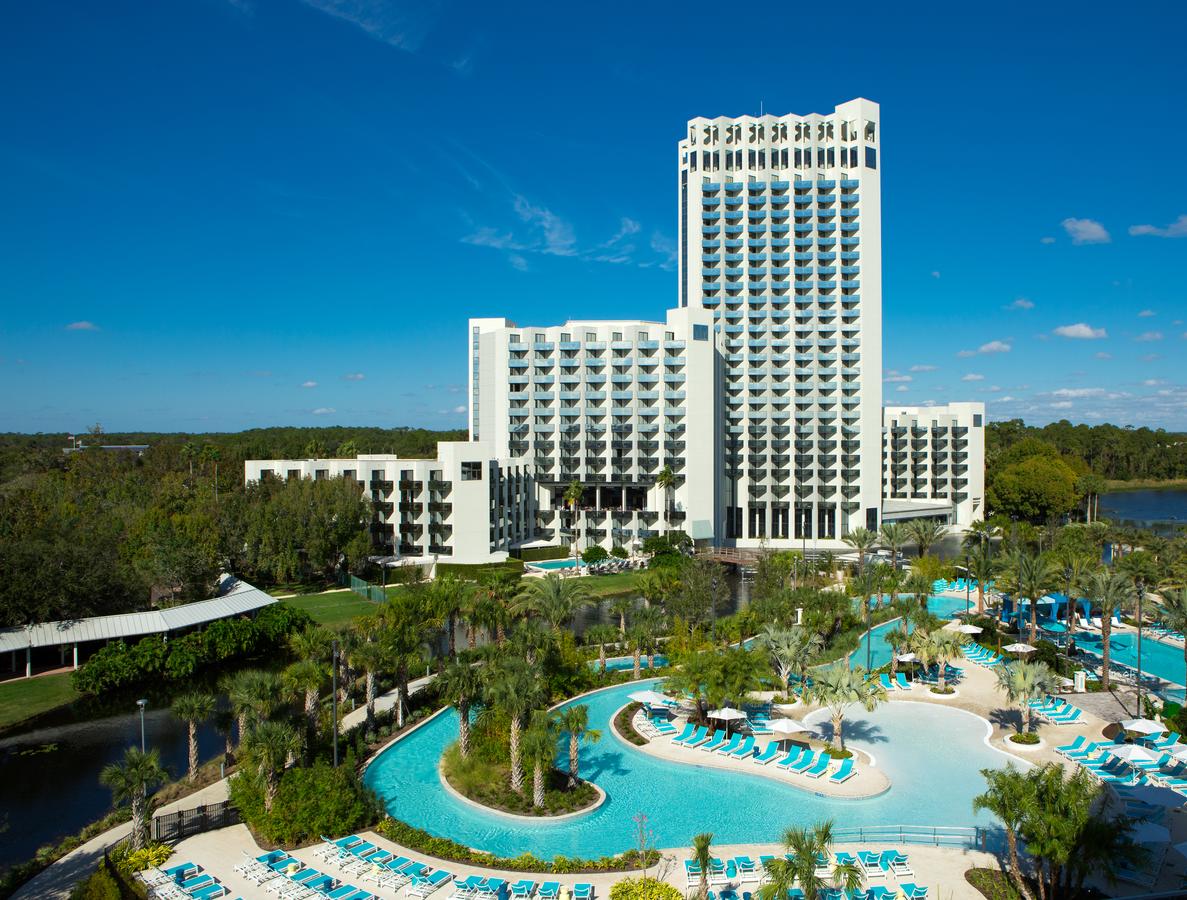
xmin=807 ymin=661 xmax=886 ymax=750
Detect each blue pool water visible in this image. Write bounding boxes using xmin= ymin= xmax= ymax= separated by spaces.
xmin=594 ymin=654 xmax=669 ymax=671
xmin=1075 ymin=630 xmax=1187 ymax=691
xmin=364 ymin=679 xmax=1009 ymax=857
xmin=530 ymin=559 xmax=581 ymax=571
xmin=850 ymin=595 xmax=973 ymax=670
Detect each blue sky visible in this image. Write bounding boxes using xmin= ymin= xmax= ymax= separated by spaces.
xmin=2 ymin=0 xmax=1185 ymax=433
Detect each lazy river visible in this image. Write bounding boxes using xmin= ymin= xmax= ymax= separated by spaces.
xmin=363 ymin=678 xmax=1012 ymax=858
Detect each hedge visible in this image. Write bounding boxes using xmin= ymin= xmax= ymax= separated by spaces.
xmin=375 ymin=819 xmax=658 ymax=873
xmin=71 ymin=603 xmax=312 ymax=693
xmin=517 ymin=546 xmax=571 ymax=562
xmin=609 ymin=879 xmax=683 ymax=900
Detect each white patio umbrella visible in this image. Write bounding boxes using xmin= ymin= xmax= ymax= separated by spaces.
xmin=896 ymin=652 xmax=918 ymax=663
xmin=957 ymin=624 xmax=983 ymax=635
xmin=1122 ymin=718 xmax=1166 ymax=736
xmin=708 ymin=707 xmax=747 ymax=721
xmin=628 ymin=690 xmax=670 ymax=706
xmin=1169 ymin=745 xmax=1187 ymax=764
xmin=1003 ymin=643 xmax=1036 ymax=654
xmin=1109 ymin=744 xmax=1159 ymax=764
xmin=765 ymin=718 xmax=810 ymax=736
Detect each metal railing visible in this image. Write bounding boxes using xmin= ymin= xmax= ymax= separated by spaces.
xmin=829 ymin=824 xmax=984 ymax=849
xmin=150 ymin=800 xmax=240 ymax=843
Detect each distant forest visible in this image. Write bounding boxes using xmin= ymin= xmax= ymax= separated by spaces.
xmin=988 ymin=419 xmax=1187 ymax=481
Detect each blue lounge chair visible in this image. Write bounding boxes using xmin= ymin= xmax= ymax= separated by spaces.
xmin=881 ymin=851 xmax=913 ymax=877
xmin=774 ymin=746 xmax=805 ymax=769
xmin=670 ymin=723 xmax=697 ymax=744
xmin=701 ymin=729 xmax=729 ymax=752
xmin=788 ymin=750 xmax=817 ymax=774
xmin=305 ymin=875 xmax=338 ymax=893
xmin=509 ymin=880 xmax=536 ymax=899
xmin=686 ymin=726 xmax=712 ymax=748
xmin=409 ymin=871 xmax=453 ymax=898
xmin=188 ymin=884 xmax=227 ymax=900
xmin=716 ymin=733 xmax=743 ymax=755
xmin=894 ymin=673 xmax=911 ymax=690
xmin=1056 ymin=735 xmax=1087 ymax=757
xmin=857 ymin=851 xmax=884 ymax=878
xmin=899 ymin=884 xmax=927 ymax=899
xmin=879 ymin=673 xmax=895 ymax=692
xmin=865 ymin=889 xmax=895 ymax=900
xmin=803 ymin=754 xmax=831 ymax=778
xmin=733 ymin=857 xmax=759 ymax=883
xmin=328 ymin=886 xmax=362 ymax=900
xmin=449 ymin=876 xmax=486 ymax=899
xmin=1147 ymin=732 xmax=1181 ymax=750
xmin=730 ymin=735 xmax=756 ymax=758
xmin=830 ymin=757 xmax=855 ymax=783
xmin=178 ymin=874 xmax=214 ymax=891
xmin=573 ymin=884 xmax=593 ymax=900
xmin=166 ymin=863 xmax=199 ymax=878
xmin=478 ymin=878 xmax=506 ymax=899
xmin=538 ymin=884 xmax=561 ymax=900
xmin=684 ymin=861 xmax=702 ymax=887
xmin=752 ymin=743 xmax=780 ymax=765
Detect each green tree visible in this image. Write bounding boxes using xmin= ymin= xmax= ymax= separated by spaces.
xmin=483 ymin=657 xmax=545 ymax=795
xmin=996 ymin=661 xmax=1060 ymax=734
xmin=350 ymin=640 xmax=390 ymax=730
xmin=554 ymin=704 xmax=601 ymax=787
xmin=429 ymin=575 xmax=470 ymax=659
xmin=100 ymin=747 xmax=166 ymax=850
xmin=1157 ymin=589 xmax=1187 ymax=689
xmin=564 ymin=479 xmax=584 ymax=563
xmin=760 ymin=624 xmax=823 ymax=693
xmin=841 ymin=527 xmax=877 ymax=575
xmin=521 ymin=710 xmax=558 ymax=809
xmin=973 ymin=766 xmax=1036 ymax=900
xmin=223 ymin=669 xmax=281 ymax=746
xmin=757 ymin=821 xmax=862 ymax=900
xmin=242 ymin=719 xmax=301 ymax=812
xmin=609 ymin=596 xmax=635 ymax=636
xmin=884 ymin=623 xmax=912 ymax=677
xmin=690 ymin=832 xmax=713 ymax=900
xmin=878 ymin=521 xmax=907 ymax=567
xmin=808 ymin=662 xmax=886 ymax=749
xmin=906 ymin=518 xmax=948 ymax=558
xmin=171 ymin=692 xmax=216 ymax=782
xmin=966 ymin=547 xmax=996 ymax=615
xmin=918 ymin=628 xmax=964 ymax=692
xmin=655 ymin=464 xmax=678 ymax=535
xmin=585 ymin=623 xmax=619 ymax=674
xmin=1083 ymin=569 xmax=1134 ymax=691
xmin=512 ymin=573 xmax=592 ymax=629
xmin=438 ymin=656 xmax=483 ymax=758
xmin=989 ymin=455 xmax=1080 ymax=523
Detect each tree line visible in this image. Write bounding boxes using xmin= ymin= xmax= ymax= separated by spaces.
xmin=989 ymin=418 xmax=1187 ymax=482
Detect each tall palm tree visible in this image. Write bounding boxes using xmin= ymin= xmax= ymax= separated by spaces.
xmin=760 ymin=624 xmax=823 ymax=693
xmin=637 ymin=570 xmax=676 ymax=609
xmin=171 ymin=692 xmax=216 ymax=782
xmin=878 ymin=521 xmax=907 ymax=569
xmin=242 ymin=719 xmax=300 ymax=811
xmin=609 ymin=596 xmax=635 ymax=636
xmin=655 ymin=465 xmax=678 ymax=535
xmin=808 ymin=662 xmax=886 ymax=749
xmin=350 ymin=640 xmax=390 ymax=730
xmin=439 ymin=656 xmax=483 ymax=758
xmin=962 ymin=519 xmax=1001 ymax=557
xmin=585 ymin=623 xmax=619 ymax=674
xmin=1159 ymin=589 xmax=1187 ymax=689
xmin=429 ymin=575 xmax=470 ymax=658
xmin=282 ymin=659 xmax=327 ymax=751
xmin=758 ymin=821 xmax=862 ymax=900
xmin=475 ymin=570 xmax=520 ymax=645
xmin=223 ymin=669 xmax=280 ymax=746
xmin=1015 ymin=553 xmax=1059 ymax=643
xmin=907 ymin=518 xmax=948 ymax=558
xmin=1084 ymin=569 xmax=1133 ymax=692
xmin=966 ymin=547 xmax=995 ymax=615
xmin=554 ymin=704 xmax=601 ymax=787
xmin=200 ymin=444 xmax=222 ymax=503
xmin=100 ymin=747 xmax=167 ymax=850
xmin=884 ymin=623 xmax=912 ymax=678
xmin=690 ymin=832 xmax=714 ymax=900
xmin=483 ymin=657 xmax=544 ymax=794
xmin=180 ymin=441 xmax=198 ymax=483
xmin=513 ymin=573 xmax=592 ymax=629
xmin=841 ymin=527 xmax=877 ymax=575
xmin=973 ymin=766 xmax=1036 ymax=900
xmin=564 ymin=479 xmax=584 ymax=563
xmin=1055 ymin=551 xmax=1094 ymax=634
xmin=919 ymin=628 xmax=964 ymax=692
xmin=996 ymin=661 xmax=1060 ymax=734
xmin=521 ymin=710 xmax=558 ymax=809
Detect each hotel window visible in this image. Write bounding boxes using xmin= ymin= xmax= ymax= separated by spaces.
xmin=460 ymin=462 xmax=482 ymax=481
xmin=865 ymin=148 xmax=877 ymax=169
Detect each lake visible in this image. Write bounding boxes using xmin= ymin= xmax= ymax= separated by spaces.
xmin=1100 ymin=487 xmax=1187 ymax=533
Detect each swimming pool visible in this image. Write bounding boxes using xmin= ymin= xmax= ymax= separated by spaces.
xmin=1075 ymin=630 xmax=1187 ymax=695
xmin=364 ymin=679 xmax=1011 ymax=858
xmin=529 ymin=559 xmax=581 ymax=571
xmin=850 ymin=595 xmax=972 ymax=670
xmin=594 ymin=654 xmax=669 ymax=672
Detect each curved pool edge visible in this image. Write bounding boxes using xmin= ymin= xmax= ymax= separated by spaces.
xmin=363 ymin=705 xmax=453 ymax=774
xmin=437 ymin=758 xmax=608 ymax=823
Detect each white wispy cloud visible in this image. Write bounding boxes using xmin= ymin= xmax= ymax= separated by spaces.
xmin=297 ymin=0 xmax=442 ymax=52
xmin=1135 ymin=331 xmax=1163 ymax=342
xmin=1050 ymin=401 xmax=1074 ymax=409
xmin=1053 ymin=323 xmax=1107 ymax=339
xmin=1061 ymin=217 xmax=1111 ymax=244
xmin=1040 ymin=236 xmax=1056 ymax=245
xmin=1138 ymin=309 xmax=1156 ymax=317
xmin=980 ymin=340 xmax=1012 ymax=354
xmin=311 ymin=407 xmax=336 ymax=415
xmin=301 ymin=380 xmax=318 ymax=388
xmin=1095 ymin=352 xmax=1112 ymax=360
xmin=909 ymin=364 xmax=937 ymax=372
xmin=930 ymin=271 xmax=940 ymax=279
xmin=66 ymin=321 xmax=100 ymax=331
xmin=1006 ymin=298 xmax=1034 ymax=310
xmin=1144 ymin=379 xmax=1167 ymax=387
xmin=344 ymin=372 xmax=366 ymax=381
xmin=961 ymin=373 xmax=985 ymax=382
xmin=1053 ymin=388 xmax=1106 ymax=398
xmin=508 ymin=254 xmax=528 ymax=272
xmin=512 ymin=195 xmax=576 ymax=256
xmin=895 ymin=385 xmax=909 ymax=392
xmin=883 ymin=371 xmax=912 ymax=383
xmin=956 ymin=349 xmax=976 ymax=358
xmin=1129 ymin=214 xmax=1187 ymax=238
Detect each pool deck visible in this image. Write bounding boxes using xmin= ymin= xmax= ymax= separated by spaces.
xmin=621 ymin=707 xmax=890 ymax=799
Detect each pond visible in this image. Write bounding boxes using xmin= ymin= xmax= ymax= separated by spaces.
xmin=1100 ymin=488 xmax=1187 ymax=534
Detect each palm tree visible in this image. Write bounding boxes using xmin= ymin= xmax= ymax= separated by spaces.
xmin=760 ymin=624 xmax=823 ymax=693
xmin=429 ymin=575 xmax=470 ymax=658
xmin=1158 ymin=589 xmax=1187 ymax=689
xmin=484 ymin=657 xmax=544 ymax=794
xmin=907 ymin=518 xmax=947 ymax=558
xmin=521 ymin=710 xmax=558 ymax=809
xmin=171 ymin=692 xmax=216 ymax=782
xmin=878 ymin=521 xmax=907 ymax=569
xmin=841 ymin=527 xmax=877 ymax=575
xmin=513 ymin=573 xmax=592 ymax=629
xmin=655 ymin=465 xmax=678 ymax=535
xmin=962 ymin=519 xmax=1001 ymax=557
xmin=350 ymin=640 xmax=390 ymax=730
xmin=555 ymin=704 xmax=602 ymax=787
xmin=690 ymin=832 xmax=714 ymax=900
xmin=282 ymin=659 xmax=327 ymax=751
xmin=242 ymin=719 xmax=301 ymax=811
xmin=966 ymin=547 xmax=995 ymax=615
xmin=439 ymin=657 xmax=483 ymax=758
xmin=808 ymin=661 xmax=886 ymax=750
xmin=609 ymin=596 xmax=634 ymax=636
xmin=996 ymin=661 xmax=1060 ymax=734
xmin=223 ymin=669 xmax=280 ymax=746
xmin=1055 ymin=551 xmax=1094 ymax=634
xmin=100 ymin=747 xmax=167 ymax=850
xmin=180 ymin=441 xmax=198 ymax=483
xmin=758 ymin=821 xmax=862 ymax=900
xmin=637 ymin=570 xmax=675 ymax=609
xmin=564 ymin=479 xmax=584 ymax=563
xmin=919 ymin=628 xmax=964 ymax=691
xmin=973 ymin=766 xmax=1036 ymax=900
xmin=1084 ymin=569 xmax=1134 ymax=691
xmin=585 ymin=623 xmax=619 ymax=674
xmin=475 ymin=570 xmax=520 ymax=645
xmin=884 ymin=623 xmax=912 ymax=678
xmin=1015 ymin=553 xmax=1058 ymax=643
xmin=200 ymin=444 xmax=222 ymax=502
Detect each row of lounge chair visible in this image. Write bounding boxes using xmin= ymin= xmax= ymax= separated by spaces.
xmin=1055 ymin=735 xmax=1187 ymax=790
xmin=585 ymin=558 xmax=647 ymax=575
xmin=932 ymin=578 xmax=992 ymax=594
xmin=878 ymin=673 xmax=913 ymax=692
xmin=1151 ymin=623 xmax=1185 ymax=641
xmin=1028 ymin=695 xmax=1083 ymax=725
xmin=962 ymin=645 xmax=1003 ymax=668
xmin=233 ymin=851 xmax=381 ymax=900
xmin=140 ymin=862 xmax=232 ymax=900
xmin=669 ymin=724 xmax=856 ymax=783
xmin=687 ymin=851 xmax=923 ymax=896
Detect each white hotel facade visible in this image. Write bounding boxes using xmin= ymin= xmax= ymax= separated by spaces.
xmin=245 ymin=99 xmax=984 ymax=563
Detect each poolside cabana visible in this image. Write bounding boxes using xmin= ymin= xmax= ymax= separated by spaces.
xmin=999 ymin=593 xmax=1093 ymax=633
xmin=0 ymin=575 xmax=276 ymax=679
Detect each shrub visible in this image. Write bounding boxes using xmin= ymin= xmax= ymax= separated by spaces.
xmin=68 ymin=866 xmax=121 ymax=900
xmin=229 ymin=757 xmax=381 ymax=845
xmin=610 ymin=879 xmax=683 ymax=900
xmin=582 ymin=546 xmax=610 ymax=564
xmin=610 ymin=545 xmax=629 ymax=559
xmin=1009 ymin=732 xmax=1040 ymax=745
xmin=109 ymin=842 xmax=173 ymax=877
xmin=519 ymin=546 xmax=571 ymax=562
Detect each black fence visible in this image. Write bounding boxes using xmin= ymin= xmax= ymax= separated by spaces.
xmin=150 ymin=800 xmax=240 ymax=843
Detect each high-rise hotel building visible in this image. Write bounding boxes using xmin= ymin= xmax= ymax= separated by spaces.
xmin=245 ymin=99 xmax=984 ymax=564
xmin=678 ymin=98 xmax=883 ymax=549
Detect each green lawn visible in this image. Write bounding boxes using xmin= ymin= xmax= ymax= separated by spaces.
xmin=582 ymin=571 xmax=643 ymax=598
xmin=281 ymin=590 xmax=380 ymax=627
xmin=0 ymin=671 xmax=81 ymax=731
